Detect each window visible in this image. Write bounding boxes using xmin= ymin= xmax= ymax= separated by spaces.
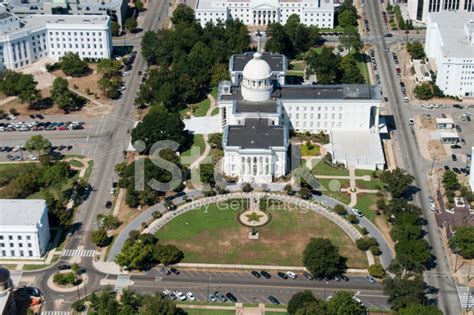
xmin=26 ymin=236 xmax=31 ymax=240
xmin=29 ymin=251 xmax=33 ymax=256
xmin=8 ymin=236 xmax=12 ymax=240
xmin=0 ymin=236 xmax=3 ymax=240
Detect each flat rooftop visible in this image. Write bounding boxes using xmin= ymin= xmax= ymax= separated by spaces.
xmin=231 ymin=52 xmax=285 ymax=72
xmin=227 ymin=118 xmax=285 ymax=149
xmin=20 ymin=14 xmax=109 ymax=29
xmin=221 ymin=84 xmax=380 ymax=102
xmin=235 ymin=100 xmax=278 ymax=113
xmin=429 ymin=12 xmax=474 ymax=58
xmin=0 ymin=199 xmax=47 ymax=226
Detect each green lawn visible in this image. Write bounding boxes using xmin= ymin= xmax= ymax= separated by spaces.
xmin=0 ymin=162 xmax=36 ymax=186
xmin=183 ymin=310 xmax=235 ymax=315
xmin=355 ymin=169 xmax=374 ymax=177
xmin=211 ymin=107 xmax=219 ymax=116
xmin=156 ymin=202 xmax=367 ymax=268
xmin=69 ymin=159 xmax=84 ymax=168
xmin=192 ymin=97 xmax=211 ymax=117
xmin=315 ymin=178 xmax=351 ymax=205
xmin=300 ymin=143 xmax=321 ymax=156
xmin=356 ymin=178 xmax=383 ymax=190
xmin=312 ymin=160 xmax=349 ymax=176
xmin=22 ymin=264 xmax=48 ymax=271
xmin=83 ymin=160 xmax=94 ymax=182
xmin=354 ymin=194 xmax=379 ymax=221
xmin=290 ymin=60 xmax=306 ymax=71
xmin=211 ymin=86 xmax=218 ymax=100
xmin=181 ymin=135 xmax=206 ymax=167
xmin=357 ymin=60 xmax=371 ymax=84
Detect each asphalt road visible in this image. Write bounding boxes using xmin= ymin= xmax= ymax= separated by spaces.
xmin=364 ymin=1 xmax=461 ymax=314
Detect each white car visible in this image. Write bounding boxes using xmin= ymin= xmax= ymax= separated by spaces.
xmin=409 ymin=118 xmax=414 ymax=125
xmin=162 ymin=289 xmax=171 ymax=296
xmin=186 ymin=292 xmax=196 ymax=301
xmin=8 ymin=114 xmax=16 ymax=120
xmin=286 ymin=271 xmax=297 ymax=279
xmin=174 ymin=290 xmax=186 ymax=301
xmin=404 ymin=96 xmax=409 ymax=103
xmin=326 ymin=295 xmax=333 ymax=302
xmin=28 ymin=154 xmax=37 ymax=160
xmin=352 ymin=208 xmax=364 ymax=218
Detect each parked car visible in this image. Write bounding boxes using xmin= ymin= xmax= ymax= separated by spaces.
xmin=208 ymin=293 xmax=217 ymax=302
xmin=451 ymin=144 xmax=461 ymax=149
xmin=28 ymin=154 xmax=37 ymax=160
xmin=277 ymin=272 xmax=288 ymax=279
xmin=58 ymin=264 xmax=71 ymax=270
xmin=456 ymin=125 xmax=462 ymax=132
xmin=159 ymin=267 xmax=171 ymax=275
xmin=452 ymin=154 xmax=458 ymax=161
xmin=173 ymin=290 xmax=186 ymax=301
xmin=214 ymin=291 xmax=227 ymax=302
xmin=303 ymin=272 xmax=314 ymax=280
xmin=366 ymin=276 xmax=376 ymax=283
xmin=251 ymin=271 xmax=261 ymax=278
xmin=352 ymin=208 xmax=364 ymax=217
xmin=170 ymin=268 xmax=180 ymax=275
xmin=340 ymin=275 xmax=350 ymax=281
xmin=105 ymin=201 xmax=112 ymax=209
xmin=286 ymin=271 xmax=297 ymax=279
xmin=186 ymin=292 xmax=196 ymax=301
xmin=226 ymin=292 xmax=238 ymax=302
xmin=268 ymin=296 xmax=280 ymax=305
xmin=260 ymin=270 xmax=271 ymax=279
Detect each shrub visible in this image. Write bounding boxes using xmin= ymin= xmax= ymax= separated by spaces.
xmin=151 ymin=211 xmax=162 ymax=219
xmin=370 ymin=245 xmax=382 ymax=256
xmin=356 ymin=237 xmax=378 ymax=251
xmin=360 ymin=227 xmax=369 ymax=235
xmin=241 ymin=182 xmax=253 ymax=193
xmin=347 ymin=214 xmax=358 ymax=224
xmin=368 ymin=263 xmax=386 ymax=278
xmin=333 ymin=204 xmax=347 ymax=216
xmin=9 ymin=108 xmax=18 ymax=116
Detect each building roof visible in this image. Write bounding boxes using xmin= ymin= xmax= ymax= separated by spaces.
xmin=235 ymin=100 xmax=278 ymax=113
xmin=435 ymin=117 xmax=454 ymax=124
xmin=0 ymin=199 xmax=47 ymax=226
xmin=21 ymin=14 xmax=109 ymax=29
xmin=226 ymin=118 xmax=286 ymax=149
xmin=231 ymin=51 xmax=286 ymax=73
xmin=428 ymin=12 xmax=474 ymax=58
xmin=242 ymin=52 xmax=272 ymax=80
xmin=221 ymin=84 xmax=380 ymax=102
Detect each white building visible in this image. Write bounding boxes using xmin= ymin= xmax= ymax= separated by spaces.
xmin=218 ymin=52 xmax=385 ymax=183
xmin=0 ymin=6 xmax=112 ymax=71
xmin=425 ymin=12 xmax=474 ymax=98
xmin=469 ymin=147 xmax=474 ymax=191
xmin=2 ymin=0 xmax=128 ymax=30
xmin=0 ymin=199 xmax=50 ymax=259
xmin=407 ymin=0 xmax=474 ymax=23
xmin=195 ymin=0 xmax=334 ymax=28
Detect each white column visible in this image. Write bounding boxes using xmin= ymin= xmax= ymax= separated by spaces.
xmin=374 ymin=106 xmax=380 ymax=132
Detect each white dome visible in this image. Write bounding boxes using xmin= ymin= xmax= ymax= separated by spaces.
xmin=242 ymin=52 xmax=272 ymax=81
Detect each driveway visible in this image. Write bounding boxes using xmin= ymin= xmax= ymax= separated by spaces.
xmin=184 ymin=116 xmax=221 ymax=134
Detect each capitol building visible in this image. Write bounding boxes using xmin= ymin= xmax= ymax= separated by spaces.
xmin=218 ymin=52 xmax=385 ymax=183
xmin=195 ymin=0 xmax=334 ymax=28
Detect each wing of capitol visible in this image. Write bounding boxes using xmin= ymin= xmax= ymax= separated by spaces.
xmin=217 ymin=51 xmax=386 ymax=184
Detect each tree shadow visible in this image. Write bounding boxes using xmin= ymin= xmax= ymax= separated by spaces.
xmin=29 ymin=97 xmax=53 ymax=111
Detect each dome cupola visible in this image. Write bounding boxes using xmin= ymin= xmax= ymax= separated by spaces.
xmin=241 ymin=52 xmax=273 ymax=102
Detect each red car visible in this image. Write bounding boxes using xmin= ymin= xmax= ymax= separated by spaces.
xmin=58 ymin=125 xmax=68 ymax=131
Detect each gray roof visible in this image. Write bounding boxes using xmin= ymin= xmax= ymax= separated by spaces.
xmin=236 ymin=100 xmax=278 ymax=113
xmin=227 ymin=118 xmax=286 ymax=149
xmin=231 ymin=52 xmax=285 ymax=72
xmin=221 ymin=84 xmax=379 ymax=102
xmin=0 ymin=199 xmax=47 ymax=226
xmin=429 ymin=12 xmax=474 ymax=58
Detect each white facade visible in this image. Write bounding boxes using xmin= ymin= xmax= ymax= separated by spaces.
xmin=195 ymin=0 xmax=334 ymax=28
xmin=408 ymin=0 xmax=474 ymax=23
xmin=0 ymin=199 xmax=50 ymax=259
xmin=0 ymin=6 xmax=112 ymax=71
xmin=219 ymin=52 xmax=384 ymax=183
xmin=469 ymin=147 xmax=474 ymax=191
xmin=425 ymin=12 xmax=474 ymax=97
xmin=3 ymin=0 xmax=128 ymax=29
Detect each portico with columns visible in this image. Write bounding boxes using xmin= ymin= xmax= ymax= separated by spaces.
xmin=252 ymin=6 xmax=279 ymax=25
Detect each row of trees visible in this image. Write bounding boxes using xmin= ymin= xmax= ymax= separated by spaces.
xmin=288 ymin=290 xmax=365 ymax=314
xmin=305 ymin=47 xmax=365 ymax=84
xmin=137 ymin=5 xmax=246 ymax=111
xmin=97 ymin=58 xmax=124 ymax=99
xmin=115 ymin=232 xmax=183 ymax=270
xmin=264 ymin=15 xmax=322 ymax=58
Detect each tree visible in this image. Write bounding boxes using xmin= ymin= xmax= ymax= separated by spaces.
xmin=51 ymin=77 xmax=79 ymax=111
xmin=25 ymin=135 xmax=52 ymax=156
xmin=111 ymin=21 xmax=121 ymax=36
xmin=397 ymin=304 xmax=443 ymax=315
xmin=333 ymin=204 xmax=347 ymax=216
xmin=380 ymin=168 xmax=414 ymax=198
xmin=125 ymin=18 xmax=138 ymax=33
xmin=414 ymin=83 xmax=433 ymax=100
xmin=208 ymin=133 xmax=223 ymax=149
xmin=131 ymin=105 xmax=187 ymax=152
xmin=288 ymin=290 xmax=317 ymax=315
xmin=200 ymin=164 xmax=215 ymax=185
xmin=153 ymin=243 xmax=184 ymax=264
xmin=140 ymin=293 xmax=181 ymax=314
xmin=115 ymin=240 xmax=154 ymax=270
xmin=368 ymin=263 xmax=386 ymax=278
xmin=60 ymin=52 xmax=90 ymax=77
xmin=241 ymin=182 xmax=253 ymax=192
xmin=171 ymin=4 xmax=195 ymax=26
xmin=284 ymin=14 xmax=301 ymax=40
xmin=347 ymin=214 xmax=358 ymax=224
xmin=391 ymin=212 xmax=422 ymax=241
xmin=97 ymin=59 xmax=122 ymax=78
xmin=355 ymin=237 xmax=378 ymax=251
xmin=0 ymin=71 xmax=40 ymax=105
xmin=89 ymin=287 xmax=120 ymax=314
xmin=303 ymin=238 xmax=343 ymax=277
xmin=338 ymin=10 xmax=357 ymax=28
xmin=134 ymin=0 xmax=144 ymax=11
xmin=395 ymin=238 xmax=431 ymax=270
xmin=449 ymin=226 xmax=474 ymax=259
xmin=383 ymin=275 xmax=427 ymax=310
xmin=295 ymin=300 xmax=328 ymax=315
xmin=339 ymin=26 xmax=363 ymax=53
xmin=210 ymin=63 xmax=229 ymax=86
xmin=406 ymin=41 xmax=425 ymax=60
xmin=97 ymin=214 xmax=121 ymax=230
xmin=92 ymin=228 xmax=111 ymax=247
xmin=340 ymin=54 xmax=364 ymax=84
xmin=326 ymin=291 xmax=366 ymax=314
xmin=442 ymin=170 xmax=460 ymax=192
xmin=305 ymin=46 xmax=341 ymax=83
xmin=265 ymin=22 xmax=294 ymax=57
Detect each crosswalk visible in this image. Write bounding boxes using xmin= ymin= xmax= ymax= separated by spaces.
xmin=457 ymin=285 xmax=474 ymax=309
xmin=41 ymin=312 xmax=71 ymax=315
xmin=10 ymin=271 xmax=23 ymax=286
xmin=114 ymin=274 xmax=131 ymax=292
xmin=62 ymin=249 xmax=96 ymax=257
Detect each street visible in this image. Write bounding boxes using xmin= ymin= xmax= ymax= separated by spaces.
xmin=364 ymin=1 xmax=461 ymax=314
